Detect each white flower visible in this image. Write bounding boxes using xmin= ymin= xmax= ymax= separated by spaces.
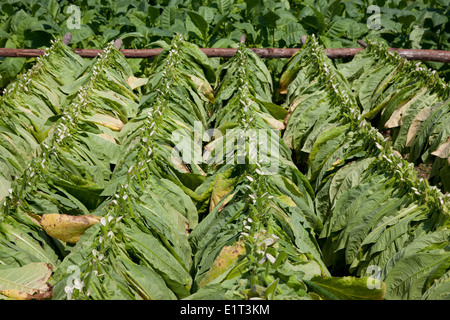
xmin=100 ymin=217 xmax=107 ymax=226
xmin=375 ymin=142 xmax=383 ymax=150
xmin=382 ymin=154 xmax=392 ymax=164
xmin=266 ymin=253 xmax=276 ymax=264
xmin=246 ymin=176 xmax=254 ymax=182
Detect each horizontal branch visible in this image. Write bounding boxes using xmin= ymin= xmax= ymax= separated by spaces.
xmin=0 ymin=47 xmax=449 ymax=63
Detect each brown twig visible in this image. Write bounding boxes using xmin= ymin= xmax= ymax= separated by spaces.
xmin=63 ymin=33 xmax=72 ymax=46
xmin=357 ymin=39 xmax=368 ymax=48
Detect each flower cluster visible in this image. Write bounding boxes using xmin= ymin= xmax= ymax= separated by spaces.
xmin=235 ymin=45 xmax=257 ymax=131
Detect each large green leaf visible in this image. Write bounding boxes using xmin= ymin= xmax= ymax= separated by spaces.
xmin=384 ymin=250 xmax=450 ymax=300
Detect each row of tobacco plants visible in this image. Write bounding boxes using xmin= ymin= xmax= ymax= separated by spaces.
xmin=0 ymin=34 xmax=448 ymax=300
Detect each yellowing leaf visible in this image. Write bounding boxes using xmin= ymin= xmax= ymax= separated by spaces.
xmin=276 ymin=194 xmax=297 ymax=207
xmin=97 ymin=133 xmax=116 ymax=144
xmin=1 ymin=288 xmax=52 ymax=300
xmin=431 ymin=137 xmax=450 ymax=160
xmin=18 ymin=106 xmax=34 ymax=115
xmin=85 ymin=113 xmax=124 ymax=131
xmin=0 ymin=263 xmax=53 ymax=300
xmin=258 ymin=112 xmax=285 ymax=130
xmin=392 ymin=150 xmax=402 ymax=158
xmin=39 ymin=213 xmax=101 ymax=243
xmin=306 ymin=275 xmax=386 ymax=300
xmin=126 ymin=76 xmax=149 ymax=90
xmin=218 ymin=192 xmax=236 ymax=213
xmin=209 ymin=175 xmax=236 ymax=212
xmin=405 ymin=107 xmax=432 ymax=147
xmin=199 ymin=241 xmax=246 ymax=288
xmin=189 ymin=74 xmax=215 ymax=103
xmin=278 ymin=68 xmax=298 ymax=95
xmin=385 ymin=87 xmax=427 ymax=129
xmin=204 ymin=135 xmax=224 ymax=153
xmin=173 ymin=119 xmax=192 ymax=131
xmin=170 ymin=155 xmax=191 ymax=173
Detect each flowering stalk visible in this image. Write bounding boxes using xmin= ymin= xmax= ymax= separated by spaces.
xmin=1 ymin=41 xmax=119 ymax=212
xmin=63 ymin=34 xmax=214 ymax=300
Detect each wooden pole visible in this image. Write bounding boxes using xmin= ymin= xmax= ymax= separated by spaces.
xmin=0 ymin=47 xmax=449 ymax=63
xmin=62 ymin=33 xmax=72 ymax=45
